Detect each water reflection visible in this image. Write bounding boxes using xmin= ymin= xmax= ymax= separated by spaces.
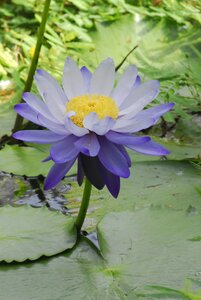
xmin=0 ymin=171 xmax=71 ymax=214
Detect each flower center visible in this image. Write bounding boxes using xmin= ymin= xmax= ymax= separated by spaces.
xmin=66 ymin=94 xmax=119 ymax=127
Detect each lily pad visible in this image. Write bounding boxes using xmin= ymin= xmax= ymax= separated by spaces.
xmin=0 ymin=238 xmax=130 ymax=300
xmin=0 ymin=205 xmax=77 ymax=262
xmin=0 ymin=145 xmax=51 ymax=176
xmin=97 ymin=209 xmax=201 ymax=295
xmin=75 ymin=160 xmax=201 ymax=229
xmin=1 ymin=209 xmax=201 ymax=299
xmin=0 ymin=145 xmax=76 ymax=176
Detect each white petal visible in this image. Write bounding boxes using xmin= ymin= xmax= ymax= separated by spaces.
xmin=89 ymin=58 xmax=115 ymax=96
xmin=34 ymin=69 xmax=67 ymax=122
xmin=119 ymin=80 xmax=160 ymax=117
xmin=22 ymin=92 xmax=59 ymax=123
xmin=38 ymin=114 xmax=69 ymax=135
xmin=83 ymin=112 xmax=115 ymax=135
xmin=65 ymin=117 xmax=89 ymax=137
xmin=115 ymin=102 xmax=174 ymax=132
xmin=111 ymin=65 xmax=137 ymax=106
xmin=62 ymin=57 xmax=85 ymax=99
xmin=113 ymin=115 xmax=155 ymax=133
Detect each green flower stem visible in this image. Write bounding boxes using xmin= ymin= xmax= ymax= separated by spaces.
xmin=12 ymin=0 xmax=51 ymax=133
xmin=75 ymin=178 xmax=92 ymax=234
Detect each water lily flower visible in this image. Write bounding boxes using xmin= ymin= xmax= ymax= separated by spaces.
xmin=13 ymin=58 xmax=174 ymax=198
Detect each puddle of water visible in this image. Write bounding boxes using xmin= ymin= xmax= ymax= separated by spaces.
xmin=0 ymin=172 xmax=72 ymax=215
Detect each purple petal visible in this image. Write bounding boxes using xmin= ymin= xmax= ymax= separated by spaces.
xmin=62 ymin=57 xmax=85 ymax=98
xmin=83 ymin=113 xmax=115 ymax=135
xmin=13 ymin=130 xmax=66 ymax=144
xmin=133 ymin=75 xmax=141 ymax=89
xmin=42 ymin=156 xmax=52 ymax=162
xmin=119 ymin=80 xmax=160 ymax=116
xmin=80 ymin=154 xmax=105 ymax=190
xmin=98 ymin=137 xmax=130 ymax=178
xmin=135 ymin=103 xmax=175 ymax=122
xmin=50 ymin=135 xmax=79 ymax=163
xmin=74 ymin=133 xmax=100 ymax=157
xmin=14 ymin=103 xmax=41 ymax=125
xmin=80 ymin=66 xmax=91 ymax=91
xmin=99 ymin=164 xmax=120 ymax=198
xmin=44 ymin=159 xmax=76 ymax=190
xmin=22 ymin=92 xmax=59 ymax=123
xmin=127 ymin=140 xmax=170 ymax=156
xmin=106 ymin=131 xmax=150 ymax=145
xmin=111 ymin=65 xmax=137 ymax=106
xmin=89 ymin=58 xmax=115 ymax=96
xmin=116 ymin=144 xmax=132 ymax=167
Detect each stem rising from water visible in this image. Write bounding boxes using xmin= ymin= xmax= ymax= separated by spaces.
xmin=75 ymin=178 xmax=92 ymax=234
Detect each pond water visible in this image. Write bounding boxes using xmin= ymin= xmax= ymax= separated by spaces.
xmin=0 ymin=171 xmax=71 ymax=213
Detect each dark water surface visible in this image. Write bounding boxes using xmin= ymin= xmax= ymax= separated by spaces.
xmin=0 ymin=171 xmax=72 ymax=214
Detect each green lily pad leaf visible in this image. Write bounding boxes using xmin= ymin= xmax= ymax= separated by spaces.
xmin=0 ymin=205 xmax=77 ymax=262
xmin=0 ymin=145 xmax=51 ymax=176
xmin=97 ymin=209 xmax=201 ymax=293
xmin=84 ymin=161 xmax=201 ymax=227
xmin=0 ymin=145 xmax=76 ymax=176
xmin=0 ymin=238 xmax=131 ymax=300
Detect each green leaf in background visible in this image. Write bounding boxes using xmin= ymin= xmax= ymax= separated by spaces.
xmin=79 ymin=14 xmax=201 ymax=132
xmin=80 ymin=15 xmax=187 ymax=79
xmin=0 ymin=104 xmax=16 ymax=136
xmin=0 ymin=205 xmax=76 ymax=262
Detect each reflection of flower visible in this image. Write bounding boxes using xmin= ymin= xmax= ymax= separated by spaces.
xmin=13 ymin=58 xmax=174 ymax=197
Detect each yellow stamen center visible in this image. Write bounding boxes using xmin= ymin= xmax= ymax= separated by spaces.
xmin=66 ymin=94 xmax=119 ymax=127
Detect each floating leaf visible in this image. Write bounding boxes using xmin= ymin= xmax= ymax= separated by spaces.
xmin=0 ymin=145 xmax=76 ymax=176
xmin=1 ymin=208 xmax=201 ymax=298
xmin=0 ymin=205 xmax=76 ymax=262
xmin=83 ymin=160 xmax=201 ymax=226
xmin=97 ymin=208 xmax=201 ymax=295
xmin=0 ymin=145 xmax=52 ymax=176
xmin=0 ymin=238 xmax=130 ymax=300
